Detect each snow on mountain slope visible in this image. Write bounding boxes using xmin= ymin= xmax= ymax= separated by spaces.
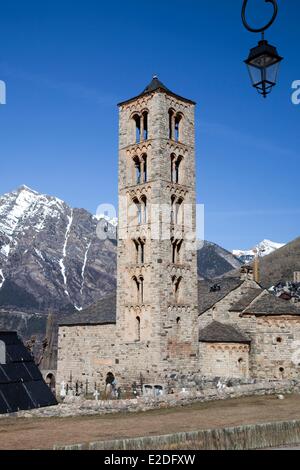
xmin=0 ymin=186 xmax=116 ymax=313
xmin=233 ymin=239 xmax=285 ymax=264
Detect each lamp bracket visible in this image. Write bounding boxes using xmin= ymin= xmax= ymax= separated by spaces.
xmin=242 ymin=0 xmax=278 ymax=34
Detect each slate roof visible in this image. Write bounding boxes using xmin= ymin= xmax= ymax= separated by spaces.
xmin=242 ymin=290 xmax=300 ymax=316
xmin=59 ymin=293 xmax=116 ymax=326
xmin=0 ymin=331 xmax=57 ymax=414
xmin=198 ymin=277 xmax=243 ymax=315
xmin=61 ymin=278 xmax=243 ymax=326
xmin=118 ymin=76 xmax=196 ymax=107
xmin=229 ymin=288 xmax=263 ymax=312
xmin=199 ymin=321 xmax=250 ymax=344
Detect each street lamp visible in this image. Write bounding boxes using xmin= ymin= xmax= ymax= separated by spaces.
xmin=242 ymin=0 xmax=283 ymax=98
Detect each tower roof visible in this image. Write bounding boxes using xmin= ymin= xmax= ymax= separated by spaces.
xmin=118 ymin=76 xmax=196 ymax=107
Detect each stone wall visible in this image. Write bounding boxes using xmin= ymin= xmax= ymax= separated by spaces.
xmin=54 ymin=420 xmax=300 ymax=451
xmin=199 ymin=280 xmax=300 ymax=381
xmin=56 ymin=324 xmax=117 ymax=392
xmin=241 ymin=315 xmax=300 ymax=380
xmin=7 ymin=379 xmax=300 ymax=420
xmin=116 ymin=86 xmax=199 ymax=386
xmin=199 ymin=279 xmax=261 ymax=328
xmin=199 ymin=342 xmax=250 ymax=379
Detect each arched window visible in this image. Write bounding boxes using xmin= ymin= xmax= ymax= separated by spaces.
xmin=133 ymin=239 xmax=139 ymax=264
xmin=142 ymin=154 xmax=147 ymax=183
xmin=175 ymin=114 xmax=182 ymax=142
xmin=132 ymin=198 xmax=142 ymax=225
xmin=176 ymin=198 xmax=184 ymax=225
xmin=0 ymin=340 xmax=5 ymax=365
xmin=142 ymin=111 xmax=148 ymax=140
xmin=133 ymin=276 xmax=140 ymax=304
xmin=176 ymin=240 xmax=183 ymax=264
xmin=176 ymin=317 xmax=181 ymax=334
xmin=171 ymin=154 xmax=176 ymax=182
xmin=139 ymin=277 xmax=144 ymax=303
xmin=136 ymin=316 xmax=141 ymax=342
xmin=133 ymin=156 xmax=141 ymax=184
xmin=140 ymin=240 xmax=145 ymax=264
xmin=133 ymin=114 xmax=141 ymax=143
xmin=141 ymin=196 xmax=147 ymax=224
xmin=168 ymin=109 xmax=175 ymax=139
xmin=133 ymin=239 xmax=145 ymax=264
xmin=46 ymin=373 xmax=56 ymax=392
xmin=172 ymin=276 xmax=182 ymax=303
xmin=171 ymin=238 xmax=183 ymax=264
xmin=171 ymin=195 xmax=176 ymax=224
xmin=176 ymin=156 xmax=183 ymax=184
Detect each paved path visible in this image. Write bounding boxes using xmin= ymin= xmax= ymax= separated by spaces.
xmin=1 ymin=394 xmax=300 ymax=450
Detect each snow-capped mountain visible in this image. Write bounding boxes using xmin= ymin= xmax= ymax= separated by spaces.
xmin=0 ymin=186 xmax=116 ymax=313
xmin=233 ymin=239 xmax=285 ymax=264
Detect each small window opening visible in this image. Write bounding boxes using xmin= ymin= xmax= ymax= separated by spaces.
xmin=140 ymin=241 xmax=145 ymax=264
xmin=168 ymin=110 xmax=174 ymax=139
xmin=139 ymin=277 xmax=144 ymax=303
xmin=133 ymin=157 xmax=141 ymax=184
xmin=142 ymin=155 xmax=147 ymax=183
xmin=143 ymin=112 xmax=148 ymax=140
xmin=133 ymin=115 xmax=141 ymax=143
xmin=133 ymin=276 xmax=140 ymax=303
xmin=175 ymin=115 xmax=182 ymax=142
xmin=136 ymin=316 xmax=141 ymax=342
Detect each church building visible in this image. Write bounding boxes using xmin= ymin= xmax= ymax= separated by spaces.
xmin=56 ymin=77 xmax=200 ymax=392
xmin=56 ymin=79 xmax=300 ymax=395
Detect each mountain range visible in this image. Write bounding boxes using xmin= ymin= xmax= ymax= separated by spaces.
xmin=233 ymin=239 xmax=285 ymax=264
xmin=0 ymin=186 xmax=116 ymax=314
xmin=0 ymin=186 xmax=298 ymax=367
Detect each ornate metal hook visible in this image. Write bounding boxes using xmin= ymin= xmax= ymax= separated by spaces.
xmin=242 ymin=0 xmax=278 ymax=34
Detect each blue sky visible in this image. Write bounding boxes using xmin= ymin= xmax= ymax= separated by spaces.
xmin=0 ymin=0 xmax=299 ymax=251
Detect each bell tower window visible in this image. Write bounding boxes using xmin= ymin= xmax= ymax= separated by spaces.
xmin=142 ymin=154 xmax=147 ymax=183
xmin=133 ymin=114 xmax=141 ymax=143
xmin=168 ymin=109 xmax=174 ymax=139
xmin=136 ymin=316 xmax=141 ymax=342
xmin=175 ymin=114 xmax=182 ymax=142
xmin=142 ymin=112 xmax=148 ymax=140
xmin=133 ymin=157 xmax=141 ymax=184
xmin=171 ymin=154 xmax=183 ymax=184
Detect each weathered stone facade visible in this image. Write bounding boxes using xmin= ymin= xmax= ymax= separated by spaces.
xmin=56 ymin=79 xmax=300 ymax=394
xmin=199 ymin=342 xmax=250 ymax=379
xmin=198 ymin=275 xmax=300 ymax=381
xmin=115 ymin=78 xmax=199 ymax=387
xmin=56 ymin=324 xmax=117 ymax=392
xmin=240 ymin=314 xmax=300 ymax=380
xmin=57 ymin=78 xmax=200 ymax=392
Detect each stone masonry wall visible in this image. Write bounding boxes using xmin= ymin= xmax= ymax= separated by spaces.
xmin=199 ymin=280 xmax=300 ymax=381
xmin=116 ymin=87 xmax=199 ymax=387
xmin=56 ymin=324 xmax=117 ymax=393
xmin=199 ymin=342 xmax=250 ymax=379
xmin=240 ymin=315 xmax=300 ymax=380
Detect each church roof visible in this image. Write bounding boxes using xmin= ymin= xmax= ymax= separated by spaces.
xmin=198 ymin=277 xmax=244 ymax=315
xmin=242 ymin=290 xmax=300 ymax=316
xmin=229 ymin=287 xmax=263 ymax=312
xmin=0 ymin=331 xmax=57 ymax=414
xmin=118 ymin=76 xmax=196 ymax=107
xmin=199 ymin=321 xmax=251 ymax=344
xmin=59 ymin=292 xmax=116 ymax=326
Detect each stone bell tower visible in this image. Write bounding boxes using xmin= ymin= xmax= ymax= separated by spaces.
xmin=116 ymin=77 xmax=199 ymax=388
